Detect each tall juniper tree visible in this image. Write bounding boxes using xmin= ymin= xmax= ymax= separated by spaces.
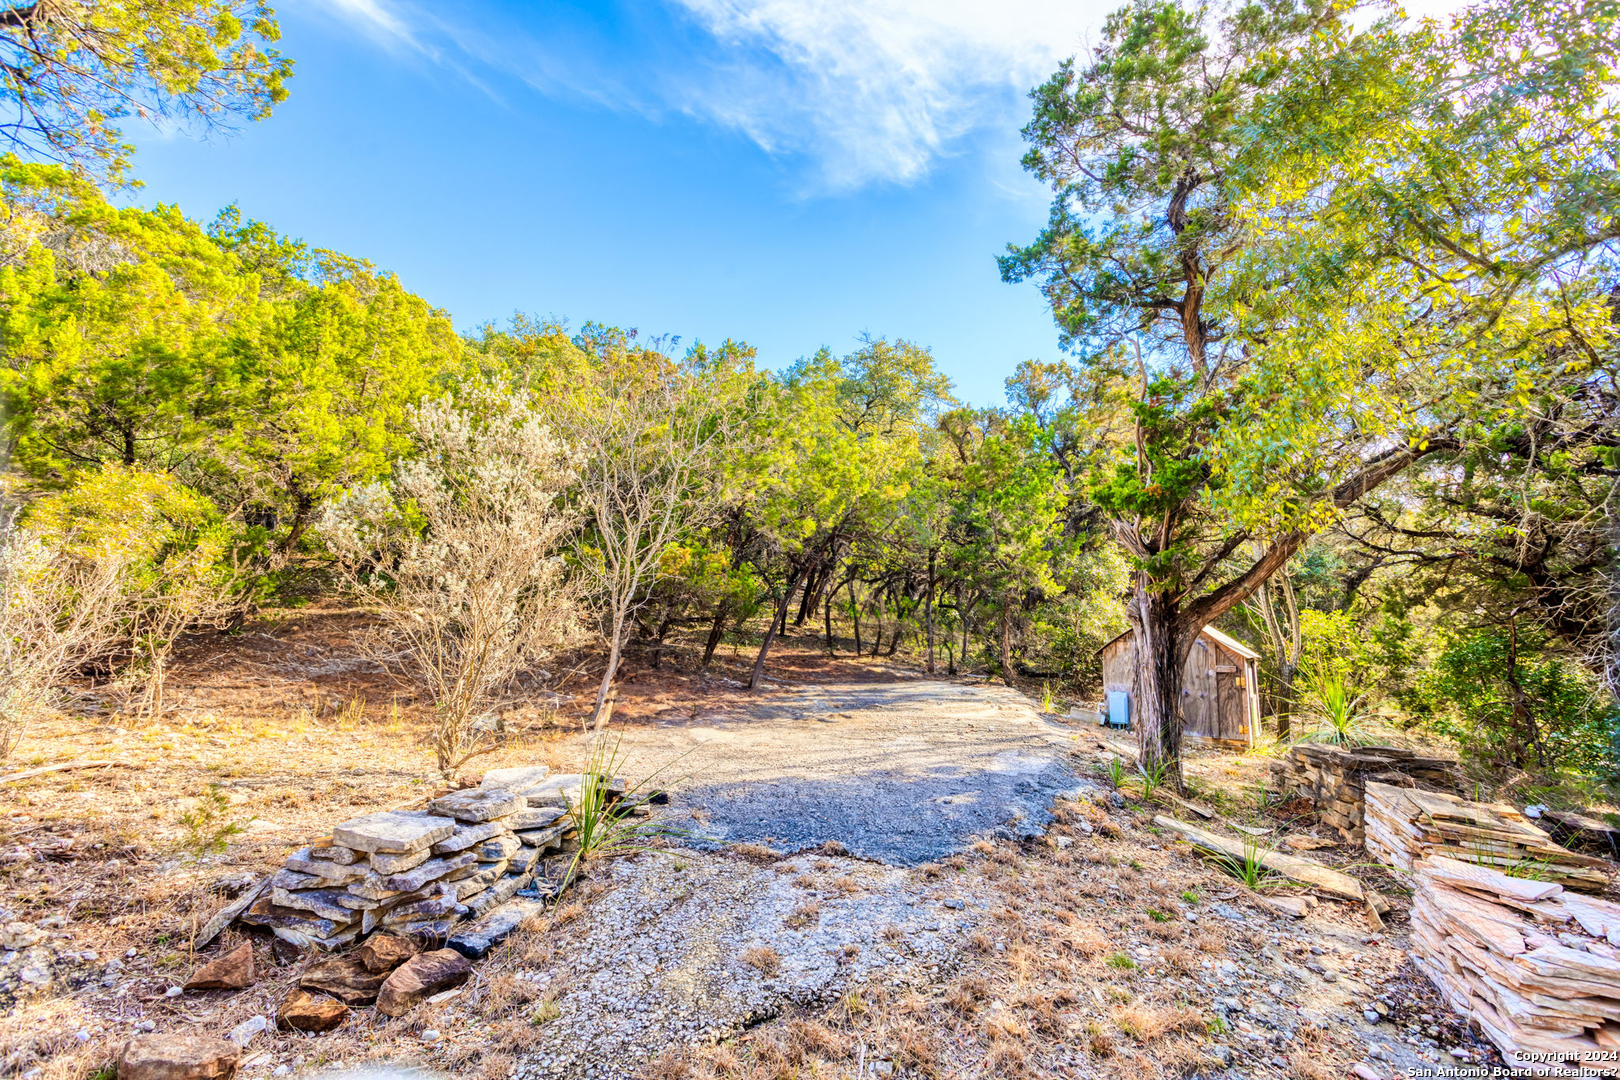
xmin=1002 ymin=0 xmax=1619 ymax=783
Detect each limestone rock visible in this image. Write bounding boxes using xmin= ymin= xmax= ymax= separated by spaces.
xmin=331 ymin=811 xmax=455 ymax=855
xmin=118 ymin=1032 xmax=240 ymax=1080
xmin=473 ymin=834 xmax=522 ymax=862
xmin=280 ymin=850 xmax=369 ymax=885
xmin=516 ymin=823 xmax=570 ymax=849
xmin=297 ymin=955 xmax=390 ymax=1005
xmin=308 ymin=845 xmax=361 ymax=865
xmin=509 ymin=806 xmax=567 ymax=830
xmin=368 ymin=847 xmax=432 ymax=875
xmin=269 ymin=868 xmax=322 ymax=891
xmin=508 ymin=844 xmax=542 ymax=875
xmin=430 ymin=820 xmax=506 ymax=855
xmin=183 ymin=941 xmax=255 ymax=991
xmin=368 ymin=851 xmax=477 ymax=894
xmin=447 ymin=899 xmax=544 ymax=960
xmin=479 ymin=765 xmax=550 ymax=792
xmin=276 ymin=989 xmax=349 ymax=1033
xmin=464 ymin=872 xmax=530 ymax=918
xmin=391 ymin=918 xmax=457 ymax=948
xmin=226 ymin=1015 xmax=269 ymax=1048
xmin=270 ymin=888 xmax=358 ymax=924
xmin=356 ymin=932 xmax=421 ymax=973
xmin=428 ymin=788 xmax=524 ymax=823
xmin=376 ymin=949 xmax=473 ymax=1016
xmin=378 ymin=886 xmax=464 ymax=926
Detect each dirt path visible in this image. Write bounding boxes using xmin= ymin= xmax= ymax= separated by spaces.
xmin=611 ymin=676 xmax=1086 ymax=864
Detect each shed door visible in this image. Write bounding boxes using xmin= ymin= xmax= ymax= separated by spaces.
xmin=1215 ymin=669 xmax=1241 ymax=739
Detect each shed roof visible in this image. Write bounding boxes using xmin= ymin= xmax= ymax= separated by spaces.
xmin=1095 ymin=624 xmax=1261 ymax=662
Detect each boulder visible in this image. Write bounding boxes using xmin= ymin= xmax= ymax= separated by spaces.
xmin=376 ymin=949 xmax=473 ymax=1016
xmin=356 ymin=932 xmax=421 ymax=973
xmin=118 ymin=1032 xmax=240 ymax=1080
xmin=184 ymin=941 xmax=255 ymax=991
xmin=276 ymin=989 xmax=349 ymax=1033
xmin=428 ymin=789 xmax=525 ymax=823
xmin=331 ymin=811 xmax=456 ymax=855
xmin=430 ymin=820 xmax=507 ymax=855
xmin=297 ymin=955 xmax=390 ymax=1005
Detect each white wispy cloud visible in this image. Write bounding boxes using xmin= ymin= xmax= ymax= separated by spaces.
xmin=664 ymin=1 xmax=1100 ymax=190
xmin=327 ymin=0 xmax=424 ymax=52
xmin=311 ymin=0 xmax=1102 ymax=192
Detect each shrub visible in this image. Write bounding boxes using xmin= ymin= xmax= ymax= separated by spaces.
xmin=1416 ymin=630 xmax=1616 ymax=774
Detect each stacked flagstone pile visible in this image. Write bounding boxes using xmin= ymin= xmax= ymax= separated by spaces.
xmin=1269 ymin=743 xmax=1458 ymax=844
xmin=241 ymin=766 xmax=589 ymax=950
xmin=1411 ymin=855 xmax=1620 ymax=1071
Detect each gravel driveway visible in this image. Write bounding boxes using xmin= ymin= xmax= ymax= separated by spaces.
xmin=611 ymin=675 xmax=1087 ymax=864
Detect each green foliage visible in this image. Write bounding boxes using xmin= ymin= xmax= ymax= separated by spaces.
xmin=176 ymin=783 xmax=248 ymax=856
xmin=0 ymin=1 xmax=292 ymax=183
xmin=561 ymin=736 xmax=687 ymax=889
xmin=1295 ymin=667 xmax=1372 ymax=748
xmin=1416 ymin=631 xmax=1616 ymax=774
xmin=1208 ymin=836 xmax=1281 ymax=891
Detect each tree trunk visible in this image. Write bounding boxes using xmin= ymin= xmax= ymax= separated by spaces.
xmin=749 ymin=569 xmax=803 ymax=691
xmin=849 ymin=578 xmax=862 ymax=655
xmin=925 ymin=552 xmax=937 ymax=675
xmin=870 ymin=590 xmax=883 ymax=657
xmin=999 ymin=601 xmax=1014 ymax=685
xmin=701 ymin=600 xmax=728 ymax=668
xmin=885 ymin=628 xmax=902 ymax=657
xmin=794 ymin=566 xmax=819 ymax=626
xmin=960 ymin=588 xmax=972 ymax=672
xmin=823 ymin=587 xmax=836 ymax=656
xmin=591 ymin=609 xmax=627 ymax=731
xmin=1130 ymin=586 xmax=1185 ymax=789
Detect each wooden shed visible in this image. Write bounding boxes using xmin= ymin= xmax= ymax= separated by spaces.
xmin=1096 ymin=625 xmax=1260 ymax=748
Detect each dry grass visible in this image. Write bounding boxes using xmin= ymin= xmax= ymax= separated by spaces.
xmin=741 ymin=946 xmax=782 ymax=976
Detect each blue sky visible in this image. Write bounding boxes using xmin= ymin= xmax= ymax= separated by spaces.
xmin=120 ymin=0 xmax=1121 ymax=405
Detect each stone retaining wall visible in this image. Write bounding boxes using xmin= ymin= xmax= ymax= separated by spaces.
xmin=1269 ymin=744 xmax=1457 ymax=844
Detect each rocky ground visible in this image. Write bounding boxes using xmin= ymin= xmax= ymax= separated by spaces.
xmin=0 ymin=610 xmax=1590 ymax=1080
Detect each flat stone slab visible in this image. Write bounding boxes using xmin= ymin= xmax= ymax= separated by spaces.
xmin=480 ymin=766 xmax=551 ymax=792
xmin=282 ymin=849 xmax=369 ymax=884
xmin=332 ymin=812 xmax=456 ymax=855
xmin=369 ymin=847 xmax=432 ymax=875
xmin=509 ymin=806 xmax=567 ymax=830
xmin=448 ymin=898 xmax=545 ymax=960
xmin=367 ymin=851 xmax=477 ymax=893
xmin=430 ymin=820 xmax=507 ymax=854
xmin=429 ymin=788 xmax=525 ymax=823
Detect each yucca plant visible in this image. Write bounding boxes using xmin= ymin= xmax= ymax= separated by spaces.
xmin=1296 ymin=667 xmax=1370 ymax=747
xmin=1102 ymin=756 xmax=1127 ymax=789
xmin=1136 ymin=758 xmax=1171 ymax=800
xmin=1208 ymin=835 xmax=1282 ymax=890
xmin=560 ymin=735 xmax=688 ymax=890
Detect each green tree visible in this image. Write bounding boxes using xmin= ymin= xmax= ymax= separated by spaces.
xmin=1001 ymin=0 xmax=1618 ymax=783
xmin=1 ymin=0 xmax=291 ymax=183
